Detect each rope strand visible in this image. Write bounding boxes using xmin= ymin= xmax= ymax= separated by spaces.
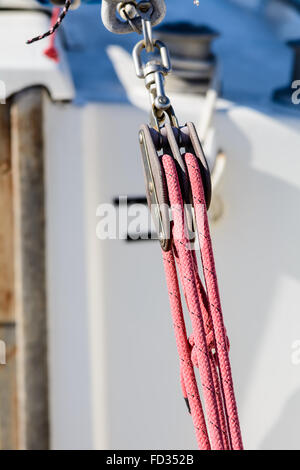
xmin=184 ymin=152 xmax=243 ymax=449
xmin=162 ymin=154 xmax=224 ymax=450
xmin=160 ymin=152 xmax=243 ymax=450
xmin=27 ymin=1 xmax=72 ymax=44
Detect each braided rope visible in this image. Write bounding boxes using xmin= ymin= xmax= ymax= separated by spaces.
xmin=161 ymin=152 xmax=243 ymax=450
xmin=190 ymin=253 xmax=230 ymax=450
xmin=184 ymin=152 xmax=243 ymax=450
xmin=162 ymin=250 xmax=211 ymax=450
xmin=27 ymin=1 xmax=72 ymax=44
xmin=161 ymin=154 xmax=224 ymax=450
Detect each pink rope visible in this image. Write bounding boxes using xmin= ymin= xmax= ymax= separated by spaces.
xmin=191 ymin=252 xmax=230 ymax=450
xmin=44 ymin=8 xmax=61 ymax=62
xmin=162 ymin=250 xmax=211 ymax=450
xmin=161 ymin=152 xmax=243 ymax=450
xmin=185 ymin=152 xmax=243 ymax=449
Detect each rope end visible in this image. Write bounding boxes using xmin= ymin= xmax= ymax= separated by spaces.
xmin=44 ymin=46 xmax=60 ymax=63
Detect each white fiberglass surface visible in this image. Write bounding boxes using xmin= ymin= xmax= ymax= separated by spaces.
xmin=45 ymin=100 xmax=300 ymax=449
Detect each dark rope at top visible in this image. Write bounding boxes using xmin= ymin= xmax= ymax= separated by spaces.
xmin=26 ymin=0 xmax=72 ymax=44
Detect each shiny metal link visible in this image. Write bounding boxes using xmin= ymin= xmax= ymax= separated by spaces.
xmin=101 ymin=0 xmax=166 ymax=34
xmin=120 ymin=5 xmax=141 ymax=34
xmin=141 ymin=14 xmax=154 ymax=52
xmin=114 ymin=0 xmax=179 ymax=129
xmin=133 ymin=36 xmax=177 ymax=129
xmin=118 ymin=1 xmax=155 ymax=52
xmin=133 ymin=39 xmax=171 ymax=78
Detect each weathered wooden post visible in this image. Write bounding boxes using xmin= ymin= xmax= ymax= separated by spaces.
xmin=0 ymin=88 xmax=50 ymax=449
xmin=0 ymin=98 xmax=18 ymax=450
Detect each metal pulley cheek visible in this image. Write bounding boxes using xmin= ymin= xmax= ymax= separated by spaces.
xmin=138 ymin=121 xmax=212 ymax=252
xmin=139 ymin=125 xmax=171 ymax=252
xmin=101 ymin=0 xmax=166 ymax=34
